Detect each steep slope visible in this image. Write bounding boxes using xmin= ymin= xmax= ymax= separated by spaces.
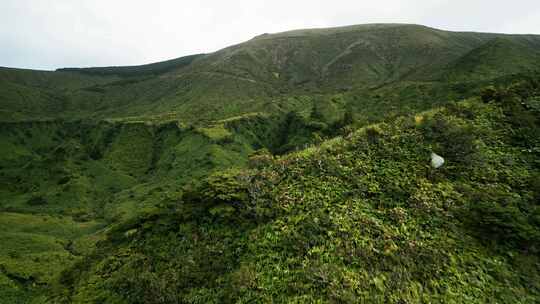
xmin=230 ymin=24 xmax=492 ymax=85
xmin=0 ymin=68 xmax=120 ymax=120
xmin=53 ymin=78 xmax=540 ymax=303
xmin=444 ymin=37 xmax=540 ymax=81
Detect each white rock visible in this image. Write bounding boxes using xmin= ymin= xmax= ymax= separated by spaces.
xmin=431 ymin=152 xmax=444 ymax=169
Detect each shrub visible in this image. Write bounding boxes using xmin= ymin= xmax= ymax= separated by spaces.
xmin=27 ymin=195 xmax=47 ymax=206
xmin=365 ymin=125 xmax=384 ymax=144
xmin=248 ymin=149 xmax=274 ymax=169
xmin=421 ymin=113 xmax=477 ymax=165
xmin=480 ymin=86 xmax=498 ymax=103
xmin=463 ymin=185 xmax=540 ymax=251
xmin=182 ymin=169 xmax=250 ymax=220
xmin=498 ymin=94 xmax=540 ymax=147
xmin=531 ymin=172 xmax=540 ymax=202
xmin=57 ymin=176 xmax=70 ymax=185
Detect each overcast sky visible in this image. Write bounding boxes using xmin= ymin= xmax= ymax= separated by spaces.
xmin=1 ymin=0 xmax=539 ymax=70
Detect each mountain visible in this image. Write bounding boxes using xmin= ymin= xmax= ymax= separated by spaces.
xmin=444 ymin=37 xmax=540 ymax=80
xmin=0 ymin=24 xmax=539 ymax=303
xmin=2 ymin=23 xmax=540 ymax=122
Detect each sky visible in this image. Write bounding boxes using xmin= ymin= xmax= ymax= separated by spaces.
xmin=1 ymin=0 xmax=540 ymax=70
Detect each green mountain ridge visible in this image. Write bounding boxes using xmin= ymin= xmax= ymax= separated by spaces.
xmin=444 ymin=37 xmax=540 ymax=81
xmin=0 ymin=23 xmax=539 ymax=303
xmin=1 ymin=23 xmax=540 ymax=122
xmin=56 ymin=54 xmax=205 ymax=78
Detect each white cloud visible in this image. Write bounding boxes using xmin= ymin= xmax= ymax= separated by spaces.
xmin=499 ymin=9 xmax=540 ymax=35
xmin=1 ymin=0 xmax=539 ymax=70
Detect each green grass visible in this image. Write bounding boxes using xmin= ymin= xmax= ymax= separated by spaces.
xmin=53 ymin=81 xmax=540 ymax=302
xmin=0 ymin=213 xmax=102 ymax=239
xmin=197 ymin=124 xmax=233 ymax=142
xmin=0 ymin=212 xmax=106 ymax=302
xmin=444 ymin=37 xmax=540 ymax=81
xmin=57 ymin=54 xmax=204 ymax=77
xmin=1 ymin=24 xmax=539 ymax=123
xmin=1 ymin=23 xmax=540 ymax=303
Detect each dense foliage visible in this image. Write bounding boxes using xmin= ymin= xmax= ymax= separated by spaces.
xmin=1 ymin=24 xmax=540 ymax=303
xmin=49 ymin=79 xmax=540 ymax=303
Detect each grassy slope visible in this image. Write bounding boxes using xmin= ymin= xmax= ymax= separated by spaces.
xmin=0 ymin=113 xmax=307 ymax=301
xmin=57 ymin=54 xmax=205 ymax=77
xmin=1 ymin=24 xmax=540 ymax=123
xmin=1 ymin=23 xmax=540 ymax=303
xmin=444 ymin=37 xmax=540 ymax=81
xmin=54 ymin=80 xmax=540 ymax=303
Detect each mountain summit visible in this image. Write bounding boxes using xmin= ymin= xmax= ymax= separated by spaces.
xmin=1 ymin=23 xmax=540 ymax=122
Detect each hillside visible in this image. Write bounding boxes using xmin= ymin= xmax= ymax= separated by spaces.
xmin=1 ymin=24 xmax=540 ymax=123
xmin=0 ymin=24 xmax=539 ymax=303
xmin=53 ymin=77 xmax=540 ymax=303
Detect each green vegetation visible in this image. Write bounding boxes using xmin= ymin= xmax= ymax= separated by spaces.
xmin=0 ymin=23 xmax=539 ymax=303
xmin=53 ymin=79 xmax=540 ymax=303
xmin=57 ymin=54 xmax=205 ymax=77
xmin=2 ymin=24 xmax=540 ymax=123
